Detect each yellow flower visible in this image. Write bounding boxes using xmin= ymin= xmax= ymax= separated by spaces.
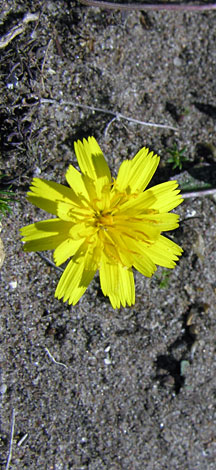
xmin=20 ymin=137 xmax=183 ymax=308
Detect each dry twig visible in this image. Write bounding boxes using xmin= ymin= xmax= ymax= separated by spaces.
xmin=40 ymin=98 xmax=178 ymax=131
xmin=45 ymin=347 xmax=68 ymax=369
xmin=36 ymin=251 xmax=64 ymax=272
xmin=182 ymin=188 xmax=216 ymax=198
xmin=5 ymin=409 xmax=15 ymax=470
xmin=41 ymin=39 xmax=53 ymax=92
xmin=79 ymin=0 xmax=216 ymax=12
xmin=0 ymin=12 xmax=39 ymax=49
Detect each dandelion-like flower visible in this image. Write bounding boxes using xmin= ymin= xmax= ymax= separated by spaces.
xmin=20 ymin=137 xmax=183 ymax=308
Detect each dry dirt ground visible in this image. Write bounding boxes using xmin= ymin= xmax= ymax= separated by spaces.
xmin=0 ymin=1 xmax=216 ymax=469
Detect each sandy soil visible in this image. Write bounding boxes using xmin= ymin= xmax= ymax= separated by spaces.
xmin=0 ymin=1 xmax=216 ymax=469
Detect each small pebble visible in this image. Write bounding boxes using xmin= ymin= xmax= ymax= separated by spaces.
xmin=34 ymin=167 xmax=41 ymax=176
xmin=186 ymin=310 xmax=194 ymax=326
xmin=180 ymin=360 xmax=190 ymax=377
xmin=173 ymin=57 xmax=182 ymax=67
xmin=104 ymin=357 xmax=112 ymax=365
xmin=9 ymin=280 xmax=17 ymax=289
xmin=0 ymin=383 xmax=7 ymax=394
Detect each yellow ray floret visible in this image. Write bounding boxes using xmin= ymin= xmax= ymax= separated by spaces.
xmin=21 ymin=136 xmax=183 ymax=308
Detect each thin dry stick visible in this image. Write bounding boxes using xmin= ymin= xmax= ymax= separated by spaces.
xmin=36 ymin=251 xmax=64 ymax=272
xmin=182 ymin=188 xmax=216 ymax=198
xmin=0 ymin=12 xmax=39 ymax=49
xmin=5 ymin=409 xmax=15 ymax=470
xmin=41 ymin=39 xmax=53 ymax=76
xmin=41 ymin=39 xmax=53 ymax=93
xmin=79 ymin=0 xmax=216 ymax=11
xmin=17 ymin=434 xmax=28 ymax=447
xmin=45 ymin=347 xmax=68 ymax=369
xmin=40 ymin=98 xmax=178 ymax=131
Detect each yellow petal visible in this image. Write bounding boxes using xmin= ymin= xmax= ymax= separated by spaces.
xmin=140 ymin=212 xmax=180 ymax=231
xmin=55 ymin=257 xmax=86 ymax=305
xmin=21 ymin=235 xmax=65 ymax=252
xmin=114 ymin=160 xmax=132 ymax=192
xmin=69 ymin=221 xmax=97 ymax=240
xmin=55 ymin=243 xmax=98 ymax=305
xmin=57 ymin=201 xmax=90 ymax=222
xmin=133 ymin=253 xmax=157 ymax=277
xmin=81 ymin=173 xmax=98 ymax=202
xmin=20 ymin=219 xmax=73 ymax=252
xmin=74 ymin=136 xmax=111 ymax=182
xmin=27 ymin=178 xmax=80 ymax=214
xmin=65 ymin=164 xmax=90 ymax=202
xmin=115 ymin=147 xmax=159 ymax=193
xmin=118 ymin=265 xmax=135 ymax=307
xmin=53 ymin=238 xmax=84 ymax=266
xmin=99 ymin=254 xmax=135 ymax=308
xmin=122 ymin=235 xmax=157 ymax=276
xmin=102 ymin=230 xmax=133 ymax=267
xmin=113 ymin=219 xmax=161 ymax=243
xmin=146 ymin=181 xmax=183 ymax=212
xmin=94 ymin=178 xmax=111 ymax=210
xmin=146 ymin=235 xmax=183 ymax=268
xmin=116 ymin=190 xmax=157 ymax=214
xmin=20 ymin=219 xmax=71 ymax=241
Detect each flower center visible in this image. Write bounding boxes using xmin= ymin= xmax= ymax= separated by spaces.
xmin=95 ymin=210 xmax=114 ymax=229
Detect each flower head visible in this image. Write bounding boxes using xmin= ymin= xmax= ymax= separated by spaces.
xmin=20 ymin=137 xmax=183 ymax=308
